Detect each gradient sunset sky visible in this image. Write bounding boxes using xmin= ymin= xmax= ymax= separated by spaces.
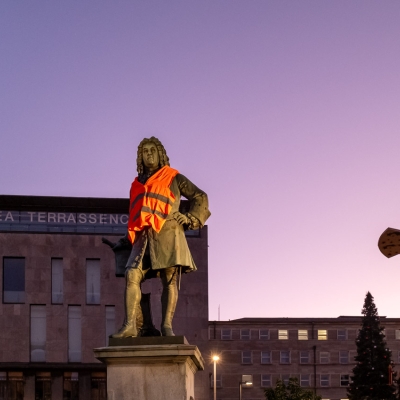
xmin=1 ymin=1 xmax=400 ymax=320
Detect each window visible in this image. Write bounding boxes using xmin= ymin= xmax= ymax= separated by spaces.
xmin=35 ymin=372 xmax=51 ymax=400
xmin=208 ymin=327 xmax=213 ymax=340
xmin=68 ymin=306 xmax=81 ymax=362
xmin=298 ymin=330 xmax=308 ymax=340
xmin=210 ymin=374 xmax=222 ymax=388
xmin=280 ymin=350 xmax=290 ymax=364
xmin=395 ymin=330 xmax=400 ymax=340
xmin=278 ymin=330 xmax=288 ymax=340
xmin=300 ymin=374 xmax=310 ymax=387
xmin=281 ymin=375 xmax=290 ymax=385
xmin=51 ymin=258 xmax=63 ymax=304
xmin=340 ymin=375 xmax=350 ymax=387
xmin=318 ymin=330 xmax=328 ymax=340
xmin=337 ymin=329 xmax=347 ymax=340
xmin=261 ymin=351 xmax=271 ymax=364
xmin=241 ymin=329 xmax=250 ymax=340
xmin=3 ymin=257 xmax=25 ymax=303
xmin=261 ymin=374 xmax=271 ymax=387
xmin=31 ymin=305 xmax=46 ymax=362
xmin=242 ymin=374 xmax=253 ymax=385
xmin=339 ymin=350 xmax=349 ymax=364
xmin=63 ymin=372 xmax=79 ymax=400
xmin=86 ymin=259 xmax=100 ymax=304
xmin=0 ymin=372 xmax=5 ymax=399
xmin=0 ymin=372 xmax=24 ymax=399
xmin=320 ymin=352 xmax=330 ymax=364
xmin=320 ymin=374 xmax=330 ymax=387
xmin=91 ymin=373 xmax=106 ymax=400
xmin=259 ymin=329 xmax=269 ymax=340
xmin=300 ymin=351 xmax=310 ymax=364
xmin=105 ymin=306 xmax=115 ymax=345
xmin=242 ymin=351 xmax=252 ymax=364
xmin=221 ymin=329 xmax=232 ymax=340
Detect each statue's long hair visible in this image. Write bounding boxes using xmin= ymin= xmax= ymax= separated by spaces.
xmin=136 ymin=137 xmax=170 ymax=176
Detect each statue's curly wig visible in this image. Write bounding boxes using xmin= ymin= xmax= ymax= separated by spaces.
xmin=136 ymin=137 xmax=170 ymax=175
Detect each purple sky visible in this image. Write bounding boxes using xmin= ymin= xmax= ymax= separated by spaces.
xmin=1 ymin=1 xmax=400 ymax=320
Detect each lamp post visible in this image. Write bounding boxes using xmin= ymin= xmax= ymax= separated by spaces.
xmin=212 ymin=355 xmax=219 ymax=400
xmin=239 ymin=380 xmax=252 ymax=400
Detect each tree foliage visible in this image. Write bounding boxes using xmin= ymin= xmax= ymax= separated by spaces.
xmin=264 ymin=378 xmax=321 ymax=400
xmin=347 ymin=291 xmax=396 ymax=400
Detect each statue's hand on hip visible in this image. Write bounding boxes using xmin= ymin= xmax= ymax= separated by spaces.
xmin=173 ymin=212 xmax=190 ymax=226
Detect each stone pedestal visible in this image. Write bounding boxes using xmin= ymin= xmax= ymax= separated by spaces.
xmin=94 ymin=337 xmax=204 ymax=400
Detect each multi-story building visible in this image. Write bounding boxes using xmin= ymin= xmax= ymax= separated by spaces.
xmin=208 ymin=317 xmax=400 ymax=400
xmin=2 ymin=195 xmax=400 ymax=400
xmin=0 ymin=195 xmax=209 ymax=400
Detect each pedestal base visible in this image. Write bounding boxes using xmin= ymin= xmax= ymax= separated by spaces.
xmin=94 ymin=337 xmax=204 ymax=400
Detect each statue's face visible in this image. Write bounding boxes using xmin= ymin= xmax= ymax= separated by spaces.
xmin=142 ymin=142 xmax=159 ymax=171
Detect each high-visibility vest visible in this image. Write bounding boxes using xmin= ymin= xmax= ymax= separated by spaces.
xmin=127 ymin=166 xmax=179 ymax=243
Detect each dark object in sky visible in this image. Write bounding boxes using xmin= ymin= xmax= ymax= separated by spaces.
xmin=378 ymin=228 xmax=400 ymax=258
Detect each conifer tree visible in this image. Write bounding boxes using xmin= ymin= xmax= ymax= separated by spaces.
xmin=348 ymin=291 xmax=395 ymax=400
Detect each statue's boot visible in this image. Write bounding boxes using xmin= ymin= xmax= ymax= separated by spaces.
xmin=161 ymin=267 xmax=178 ymax=336
xmin=110 ymin=269 xmax=142 ymax=338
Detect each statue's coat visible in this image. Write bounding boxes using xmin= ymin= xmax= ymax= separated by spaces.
xmin=125 ymin=173 xmax=210 ymax=275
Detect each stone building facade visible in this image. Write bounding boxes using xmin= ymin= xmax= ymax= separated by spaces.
xmin=208 ymin=317 xmax=400 ymax=400
xmin=0 ymin=195 xmax=209 ymax=400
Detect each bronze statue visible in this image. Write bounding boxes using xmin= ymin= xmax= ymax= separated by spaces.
xmin=109 ymin=137 xmax=210 ymax=338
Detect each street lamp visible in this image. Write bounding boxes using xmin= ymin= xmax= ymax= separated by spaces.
xmin=212 ymin=355 xmax=219 ymax=400
xmin=239 ymin=380 xmax=252 ymax=400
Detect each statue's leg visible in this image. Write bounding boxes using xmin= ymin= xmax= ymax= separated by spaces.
xmin=160 ymin=267 xmax=178 ymax=336
xmin=140 ymin=293 xmax=161 ymax=337
xmin=110 ymin=267 xmax=144 ymax=338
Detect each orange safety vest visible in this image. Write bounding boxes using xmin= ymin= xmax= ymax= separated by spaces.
xmin=127 ymin=166 xmax=179 ymax=243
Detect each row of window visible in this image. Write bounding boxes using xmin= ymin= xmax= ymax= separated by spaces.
xmin=2 ymin=257 xmax=101 ymax=305
xmin=211 ymin=373 xmax=350 ymax=388
xmin=0 ymin=371 xmax=106 ymax=400
xmin=240 ymin=350 xmax=351 ymax=364
xmin=218 ymin=328 xmax=347 ymax=340
xmin=30 ymin=305 xmax=115 ymax=362
xmin=216 ymin=328 xmax=400 ymax=341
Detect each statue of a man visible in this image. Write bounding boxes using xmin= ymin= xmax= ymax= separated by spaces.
xmin=111 ymin=137 xmax=211 ymax=338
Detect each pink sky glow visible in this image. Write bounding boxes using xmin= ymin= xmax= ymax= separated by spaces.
xmin=1 ymin=1 xmax=400 ymax=320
